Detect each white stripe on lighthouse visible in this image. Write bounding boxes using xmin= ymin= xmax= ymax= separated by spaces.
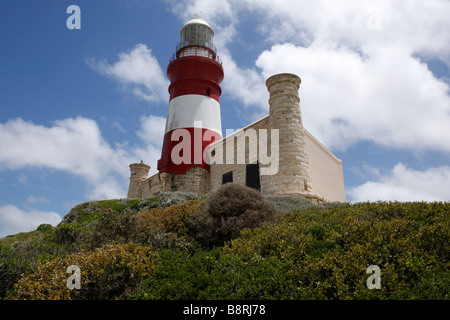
xmin=165 ymin=94 xmax=222 ymax=135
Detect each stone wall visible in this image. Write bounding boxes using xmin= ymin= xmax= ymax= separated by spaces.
xmin=208 ymin=117 xmax=269 ymax=192
xmin=170 ymin=167 xmax=210 ymax=196
xmin=128 ymin=167 xmax=211 ymax=198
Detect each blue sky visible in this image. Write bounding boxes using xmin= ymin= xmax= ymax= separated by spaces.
xmin=1 ymin=0 xmax=449 ymax=237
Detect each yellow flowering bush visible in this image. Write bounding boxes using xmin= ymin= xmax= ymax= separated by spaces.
xmin=133 ymin=200 xmax=203 ymax=250
xmin=10 ymin=243 xmax=158 ymax=300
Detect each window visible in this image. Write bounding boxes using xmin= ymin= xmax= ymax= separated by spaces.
xmin=246 ymin=162 xmax=261 ymax=191
xmin=222 ymin=171 xmax=233 ymax=185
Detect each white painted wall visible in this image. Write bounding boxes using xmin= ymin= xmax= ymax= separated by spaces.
xmin=304 ymin=129 xmax=346 ymax=202
xmin=165 ymin=94 xmax=222 ymax=135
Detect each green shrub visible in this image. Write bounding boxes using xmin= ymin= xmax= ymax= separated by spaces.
xmin=155 ymin=192 xmax=199 ymax=208
xmin=53 ymin=224 xmax=81 ymax=245
xmin=91 ymin=209 xmax=136 ymax=247
xmin=134 ymin=248 xmax=221 ymax=299
xmin=9 ymin=243 xmax=158 ymax=300
xmin=133 ymin=200 xmax=202 ymax=251
xmin=189 ymin=184 xmax=277 ymax=248
xmin=0 ymin=243 xmax=30 ymax=298
xmin=266 ymin=195 xmax=317 ymax=213
xmin=36 ymin=224 xmax=53 ymax=233
xmin=3 ymin=198 xmax=448 ymax=300
xmin=134 ymin=248 xmax=292 ymax=300
xmin=224 ymin=201 xmax=450 ymax=299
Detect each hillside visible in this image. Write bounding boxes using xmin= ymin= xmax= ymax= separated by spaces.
xmin=0 ymin=184 xmax=448 ymax=300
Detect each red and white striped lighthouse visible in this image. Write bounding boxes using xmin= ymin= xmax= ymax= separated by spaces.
xmin=157 ymin=14 xmax=224 ymax=174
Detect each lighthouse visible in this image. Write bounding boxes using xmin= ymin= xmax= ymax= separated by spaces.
xmin=157 ymin=14 xmax=224 ymax=175
xmin=127 ymin=15 xmax=345 ymax=202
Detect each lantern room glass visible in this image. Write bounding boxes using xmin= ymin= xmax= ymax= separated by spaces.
xmin=178 ymin=23 xmax=216 ymax=54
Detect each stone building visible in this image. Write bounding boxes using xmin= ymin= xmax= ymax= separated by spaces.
xmin=127 ymin=16 xmax=345 ymax=203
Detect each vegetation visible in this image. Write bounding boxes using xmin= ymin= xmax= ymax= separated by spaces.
xmin=189 ymin=183 xmax=277 ymax=248
xmin=9 ymin=243 xmax=157 ymax=300
xmin=0 ymin=184 xmax=448 ymax=300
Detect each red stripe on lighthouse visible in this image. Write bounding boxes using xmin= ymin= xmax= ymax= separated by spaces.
xmin=167 ymin=56 xmax=223 ymax=103
xmin=157 ymin=128 xmax=221 ymax=174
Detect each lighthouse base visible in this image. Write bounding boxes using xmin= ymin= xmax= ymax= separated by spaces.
xmin=128 ymin=167 xmax=211 ymax=199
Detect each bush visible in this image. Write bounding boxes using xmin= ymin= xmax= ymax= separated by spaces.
xmin=134 ymin=248 xmax=222 ymax=299
xmin=53 ymin=224 xmax=81 ymax=245
xmin=133 ymin=200 xmax=202 ymax=251
xmin=0 ymin=243 xmax=30 ymax=298
xmin=224 ymin=201 xmax=450 ymax=299
xmin=265 ymin=195 xmax=318 ymax=213
xmin=134 ymin=248 xmax=292 ymax=300
xmin=36 ymin=224 xmax=53 ymax=233
xmin=156 ymin=192 xmax=199 ymax=207
xmin=91 ymin=209 xmax=136 ymax=247
xmin=9 ymin=243 xmax=158 ymax=300
xmin=3 ymin=197 xmax=448 ymax=300
xmin=189 ymin=184 xmax=277 ymax=248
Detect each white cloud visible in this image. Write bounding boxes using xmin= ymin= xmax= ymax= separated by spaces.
xmin=221 ymin=51 xmax=267 ymax=111
xmin=255 ymin=42 xmax=450 ymax=152
xmin=26 ymin=195 xmax=49 ymax=204
xmin=112 ymin=121 xmax=126 ymax=134
xmin=347 ymin=163 xmax=450 ymax=202
xmin=227 ymin=0 xmax=450 ymax=63
xmin=87 ymin=44 xmax=169 ymax=102
xmin=133 ymin=115 xmax=166 ymax=176
xmin=0 ymin=116 xmax=166 ymax=200
xmin=17 ymin=173 xmax=27 ymax=184
xmin=169 ymin=0 xmax=450 ymax=153
xmin=168 ymin=0 xmax=235 ymax=26
xmin=0 ymin=117 xmax=122 ymax=179
xmin=0 ymin=205 xmax=62 ymax=238
xmin=137 ymin=115 xmax=166 ymax=148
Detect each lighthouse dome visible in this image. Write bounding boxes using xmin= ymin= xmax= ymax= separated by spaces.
xmin=182 ymin=14 xmax=213 ymax=32
xmin=177 ymin=14 xmax=216 ymax=55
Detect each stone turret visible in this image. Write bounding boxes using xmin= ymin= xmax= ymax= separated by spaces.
xmin=265 ymin=73 xmax=325 ymax=202
xmin=127 ymin=161 xmax=150 ymax=198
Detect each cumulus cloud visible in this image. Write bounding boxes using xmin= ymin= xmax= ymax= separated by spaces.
xmin=347 ymin=163 xmax=450 ymax=202
xmin=220 ymin=52 xmax=267 ymax=111
xmin=0 ymin=205 xmax=62 ymax=238
xmin=220 ymin=0 xmax=450 ymax=63
xmin=137 ymin=115 xmax=166 ymax=148
xmin=0 ymin=117 xmax=125 ymax=199
xmin=256 ymin=42 xmax=450 ymax=151
xmin=87 ymin=44 xmax=169 ymax=102
xmin=168 ymin=0 xmax=235 ymax=25
xmin=133 ymin=115 xmax=167 ymax=176
xmin=169 ymin=0 xmax=450 ymax=153
xmin=0 ymin=115 xmax=166 ymax=200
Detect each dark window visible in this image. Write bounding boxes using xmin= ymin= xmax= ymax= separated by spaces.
xmin=206 ymin=88 xmax=211 ymax=96
xmin=222 ymin=171 xmax=233 ymax=185
xmin=246 ymin=162 xmax=261 ymax=191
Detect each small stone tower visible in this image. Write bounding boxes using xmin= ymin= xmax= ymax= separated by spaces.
xmin=127 ymin=161 xmax=150 ymax=198
xmin=265 ymin=73 xmax=324 ymax=202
